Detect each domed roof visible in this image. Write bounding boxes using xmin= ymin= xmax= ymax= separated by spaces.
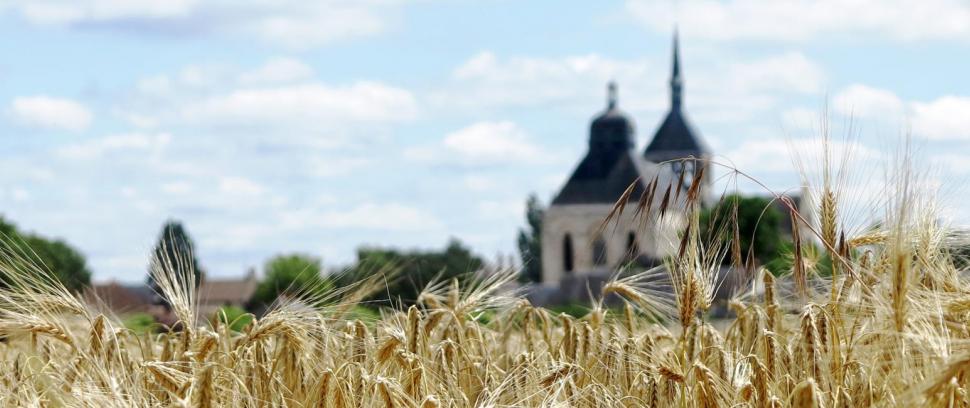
xmin=589 ymin=82 xmax=634 ymax=153
xmin=552 ymin=82 xmax=644 ymax=205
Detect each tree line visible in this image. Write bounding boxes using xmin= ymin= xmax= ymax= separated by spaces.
xmin=2 ymin=190 xmax=799 ymax=312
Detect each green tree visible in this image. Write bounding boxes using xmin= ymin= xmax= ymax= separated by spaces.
xmin=0 ymin=217 xmax=91 ymax=292
xmin=250 ymin=254 xmax=330 ymax=307
xmin=700 ymin=194 xmax=784 ymax=266
xmin=344 ymin=238 xmax=484 ymax=306
xmin=216 ymin=305 xmax=254 ymax=332
xmin=147 ymin=220 xmax=203 ymax=296
xmin=517 ymin=194 xmax=544 ymax=283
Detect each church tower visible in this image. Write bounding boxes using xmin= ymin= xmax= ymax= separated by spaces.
xmin=539 ymin=31 xmax=704 ymax=291
xmin=540 ymin=84 xmax=672 ymax=287
xmin=644 ymin=31 xmax=712 ymax=202
xmin=550 ymin=81 xmax=640 ymax=206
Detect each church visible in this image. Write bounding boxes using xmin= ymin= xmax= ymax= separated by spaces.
xmin=540 ymin=33 xmax=711 ymax=290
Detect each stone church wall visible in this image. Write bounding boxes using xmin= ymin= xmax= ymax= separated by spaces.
xmin=540 ymin=203 xmax=683 ymax=286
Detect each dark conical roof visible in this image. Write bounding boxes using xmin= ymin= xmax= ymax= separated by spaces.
xmin=644 ymin=30 xmax=709 ymax=163
xmin=644 ymin=108 xmax=708 ymax=163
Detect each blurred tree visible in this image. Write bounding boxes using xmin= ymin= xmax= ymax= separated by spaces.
xmin=700 ymin=194 xmax=784 ymax=266
xmin=250 ymin=254 xmax=330 ymax=307
xmin=147 ymin=220 xmax=203 ymax=298
xmin=764 ymin=241 xmax=834 ymax=277
xmin=0 ymin=218 xmax=15 ymax=236
xmin=216 ymin=305 xmax=254 ymax=332
xmin=343 ymin=238 xmax=484 ymax=306
xmin=0 ymin=216 xmax=92 ymax=292
xmin=517 ymin=194 xmax=544 ymax=283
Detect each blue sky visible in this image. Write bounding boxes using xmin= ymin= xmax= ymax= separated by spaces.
xmin=1 ymin=0 xmax=969 ymax=282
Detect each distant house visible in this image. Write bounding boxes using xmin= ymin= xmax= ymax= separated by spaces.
xmin=196 ymin=268 xmax=259 ymax=317
xmin=85 ymin=269 xmax=259 ymax=323
xmin=84 ymin=281 xmax=162 ymax=315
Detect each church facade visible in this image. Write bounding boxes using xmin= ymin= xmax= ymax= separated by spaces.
xmin=540 ymin=34 xmax=711 ymax=287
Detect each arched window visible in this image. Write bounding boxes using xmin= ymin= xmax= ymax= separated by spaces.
xmin=626 ymin=231 xmax=639 ymax=261
xmin=563 ymin=234 xmax=574 ymax=274
xmin=593 ymin=236 xmax=607 ymax=266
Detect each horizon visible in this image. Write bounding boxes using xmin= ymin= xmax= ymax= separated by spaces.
xmin=1 ymin=0 xmax=969 ymax=283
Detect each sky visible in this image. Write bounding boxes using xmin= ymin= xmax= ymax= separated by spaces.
xmin=1 ymin=0 xmax=969 ymax=283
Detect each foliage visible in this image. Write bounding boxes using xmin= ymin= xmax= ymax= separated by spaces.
xmin=146 ymin=220 xmax=203 ymax=295
xmin=516 ymin=193 xmax=544 ymax=283
xmin=765 ymin=240 xmax=834 ymax=277
xmin=122 ymin=312 xmax=155 ymax=334
xmin=250 ymin=254 xmax=330 ymax=307
xmin=0 ymin=216 xmax=91 ymax=292
xmin=345 ymin=305 xmax=381 ymax=322
xmin=700 ymin=194 xmax=784 ymax=265
xmin=343 ymin=238 xmax=484 ymax=306
xmin=548 ymin=302 xmax=589 ymax=318
xmin=216 ymin=305 xmax=253 ymax=332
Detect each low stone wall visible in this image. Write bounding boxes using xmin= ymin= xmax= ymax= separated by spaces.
xmin=526 ymin=266 xmax=759 ymax=317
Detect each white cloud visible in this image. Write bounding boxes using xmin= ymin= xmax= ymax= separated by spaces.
xmin=308 ymin=157 xmax=373 ymax=178
xmin=724 ymin=52 xmax=823 ymax=94
xmin=2 ymin=1 xmax=405 ymax=49
xmin=443 ymin=121 xmax=544 ymax=162
xmin=161 ymin=181 xmax=194 ymax=195
xmin=407 ymin=121 xmax=555 ymax=165
xmin=119 ymin=111 xmax=160 ymax=129
xmin=202 ymin=223 xmax=280 ymax=250
xmin=721 ymin=137 xmax=879 ymax=174
xmin=120 ymin=58 xmax=418 ymax=147
xmin=9 ymin=95 xmax=92 ymax=131
xmin=720 ymin=138 xmax=796 ymax=173
xmin=796 ymin=87 xmax=970 ymax=141
xmin=120 ymin=186 xmax=137 ymax=198
xmin=56 ymin=132 xmax=171 ymax=159
xmin=833 ymin=84 xmax=905 ymax=118
xmin=477 ymin=199 xmax=523 ymax=219
xmin=238 ymin=57 xmax=314 ymax=84
xmin=219 ymin=176 xmax=265 ymax=196
xmin=135 ymin=75 xmax=174 ymax=98
xmin=463 ymin=175 xmax=497 ymax=192
xmin=440 ymin=50 xmax=825 ymax=124
xmin=781 ymin=107 xmax=821 ymax=131
xmin=402 ymin=146 xmax=437 ymax=162
xmin=135 ymin=63 xmax=234 ymax=99
xmin=934 ymin=153 xmax=970 ymax=174
xmin=181 ymin=81 xmax=418 ymax=126
xmin=911 ymin=96 xmax=970 ymax=140
xmin=441 ymin=51 xmax=652 ymax=110
xmin=283 ymin=203 xmax=444 ymax=231
xmin=242 ymin=4 xmax=388 ymax=49
xmin=4 ymin=187 xmax=31 ymax=202
xmin=626 ymin=0 xmax=970 ymax=42
xmin=14 ymin=0 xmax=193 ymax=24
xmin=454 ymin=52 xmax=649 ymax=83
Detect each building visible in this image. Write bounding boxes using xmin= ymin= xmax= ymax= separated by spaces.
xmin=196 ymin=268 xmax=259 ymax=317
xmin=540 ymin=32 xmax=711 ymax=292
xmin=85 ymin=269 xmax=259 ymax=322
xmin=84 ymin=281 xmax=159 ymax=315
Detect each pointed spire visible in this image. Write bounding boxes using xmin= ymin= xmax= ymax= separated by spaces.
xmin=670 ymin=29 xmax=683 ymax=110
xmin=607 ymin=81 xmax=618 ymax=109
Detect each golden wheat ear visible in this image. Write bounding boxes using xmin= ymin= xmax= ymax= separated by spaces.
xmin=147 ymin=239 xmax=199 ymax=331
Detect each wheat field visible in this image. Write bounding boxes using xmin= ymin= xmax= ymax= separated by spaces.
xmin=1 ymin=143 xmax=969 ymax=407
